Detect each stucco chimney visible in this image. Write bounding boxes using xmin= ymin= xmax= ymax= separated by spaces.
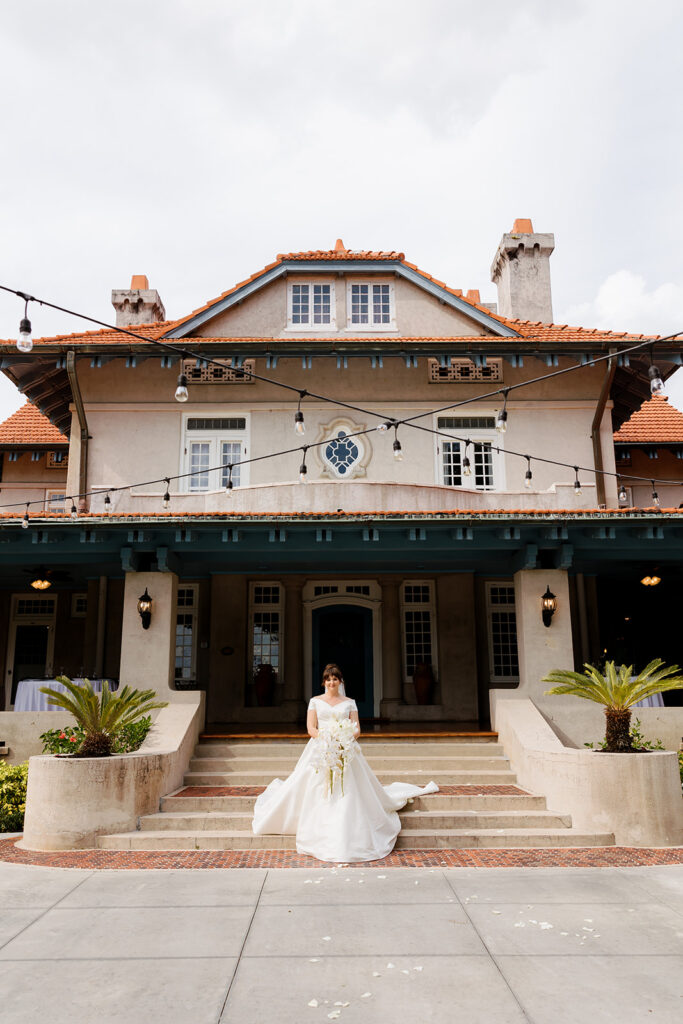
xmin=490 ymin=219 xmax=555 ymax=322
xmin=111 ymin=275 xmax=166 ymax=327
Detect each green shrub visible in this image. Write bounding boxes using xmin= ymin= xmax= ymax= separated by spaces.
xmin=40 ymin=716 xmax=152 ymax=756
xmin=0 ymin=762 xmax=28 ymax=833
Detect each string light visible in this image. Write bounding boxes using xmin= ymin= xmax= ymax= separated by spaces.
xmin=496 ymin=390 xmax=509 ymax=433
xmin=294 ymin=391 xmax=307 ymax=435
xmin=648 ymin=349 xmax=665 ymax=395
xmin=70 ymin=499 xmax=78 ymax=518
xmin=573 ymin=467 xmax=582 ymax=495
xmin=651 ymin=480 xmax=661 ymax=507
xmin=225 ymin=465 xmax=234 ymax=493
xmin=17 ymin=296 xmax=33 ymax=353
xmin=174 ymin=373 xmax=189 ymax=403
xmin=376 ymin=421 xmax=391 ymax=433
xmin=103 ymin=492 xmax=112 ymax=514
xmin=524 ymin=456 xmax=533 ymax=488
xmin=392 ymin=424 xmax=403 ymax=461
xmin=162 ymin=479 xmax=171 ymax=510
xmin=21 ymin=503 xmax=29 ymax=529
xmin=299 ymin=447 xmax=308 ymax=483
xmin=618 ymin=480 xmax=628 ymax=503
xmin=462 ymin=441 xmax=472 ymax=477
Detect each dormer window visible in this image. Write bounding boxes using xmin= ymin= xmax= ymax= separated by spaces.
xmin=287 ymin=282 xmax=335 ymax=329
xmin=346 ymin=281 xmax=395 ymax=330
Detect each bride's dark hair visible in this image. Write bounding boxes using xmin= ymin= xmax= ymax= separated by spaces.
xmin=322 ymin=663 xmax=344 ymax=684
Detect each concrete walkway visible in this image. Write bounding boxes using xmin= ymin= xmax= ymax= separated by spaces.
xmin=1 ymin=861 xmax=682 ymax=1023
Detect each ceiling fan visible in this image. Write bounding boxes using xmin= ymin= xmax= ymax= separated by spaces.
xmin=21 ymin=566 xmax=73 ymax=590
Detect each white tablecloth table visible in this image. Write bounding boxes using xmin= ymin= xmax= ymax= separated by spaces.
xmin=13 ymin=678 xmax=118 ymax=712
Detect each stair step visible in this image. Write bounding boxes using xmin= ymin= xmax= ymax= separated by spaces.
xmin=161 ymin=792 xmax=547 ymax=813
xmin=97 ymin=828 xmax=615 ymax=852
xmin=188 ymin=756 xmax=509 ymax=772
xmin=141 ymin=809 xmax=572 ymax=832
xmin=183 ymin=770 xmax=517 ymax=787
xmin=195 ymin=741 xmax=505 ymax=757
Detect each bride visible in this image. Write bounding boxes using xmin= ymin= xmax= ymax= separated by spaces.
xmin=252 ymin=663 xmax=438 ymax=863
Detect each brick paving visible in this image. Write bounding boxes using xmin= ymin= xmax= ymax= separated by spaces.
xmin=175 ymin=784 xmax=529 ymax=798
xmin=3 ymin=837 xmax=682 ymax=870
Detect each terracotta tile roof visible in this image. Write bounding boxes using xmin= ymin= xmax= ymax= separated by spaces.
xmin=613 ymin=395 xmax=683 ymax=444
xmin=0 ymin=242 xmax=665 ymax=348
xmin=1 ymin=508 xmax=681 ymax=523
xmin=0 ymin=402 xmax=67 ymax=445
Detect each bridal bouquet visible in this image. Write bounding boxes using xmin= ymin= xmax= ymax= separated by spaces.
xmin=310 ymin=718 xmax=358 ymax=796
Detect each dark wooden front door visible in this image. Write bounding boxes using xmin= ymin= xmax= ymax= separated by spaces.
xmin=312 ymin=604 xmax=374 ymax=718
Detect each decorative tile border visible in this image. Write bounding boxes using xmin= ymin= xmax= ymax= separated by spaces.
xmin=175 ymin=784 xmax=530 ymax=798
xmin=2 ymin=839 xmax=682 ymax=871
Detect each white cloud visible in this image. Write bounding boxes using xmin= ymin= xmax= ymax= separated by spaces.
xmin=564 ymin=270 xmax=683 ymax=337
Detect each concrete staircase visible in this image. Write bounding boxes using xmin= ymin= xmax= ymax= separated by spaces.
xmin=97 ymin=736 xmax=616 ymax=851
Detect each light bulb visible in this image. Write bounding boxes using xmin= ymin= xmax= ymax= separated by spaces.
xmin=462 ymin=453 xmax=472 ymax=477
xmin=70 ymin=501 xmax=78 ymax=518
xmin=496 ymin=409 xmax=507 ymax=433
xmin=377 ymin=422 xmax=390 ymax=433
xmin=22 ymin=510 xmax=29 ymax=529
xmin=651 ymin=486 xmax=660 ymax=507
xmin=618 ymin=484 xmax=627 ymax=503
xmin=574 ymin=479 xmax=582 ymax=495
xmin=299 ymin=463 xmax=308 ymax=484
xmin=294 ymin=410 xmax=305 ymax=435
xmin=162 ymin=491 xmax=170 ymax=510
xmin=175 ymin=373 xmax=189 ymax=402
xmin=104 ymin=493 xmax=112 ymax=514
xmin=525 ymin=469 xmax=533 ymax=488
xmin=17 ymin=317 xmax=33 ymax=353
xmin=648 ymin=365 xmax=665 ymax=394
xmin=393 ymin=439 xmax=403 ymax=461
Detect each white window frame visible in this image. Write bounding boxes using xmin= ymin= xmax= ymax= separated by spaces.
xmin=175 ymin=584 xmax=199 ymax=687
xmin=485 ymin=581 xmax=519 ymax=683
xmin=71 ymin=593 xmax=87 ymax=618
xmin=249 ymin=582 xmax=284 ymax=687
xmin=399 ymin=580 xmax=438 ymax=685
xmin=287 ymin=281 xmax=336 ymax=330
xmin=434 ymin=415 xmax=505 ymax=491
xmin=181 ymin=415 xmax=250 ymax=493
xmin=346 ymin=280 xmax=396 ymax=331
xmin=45 ymin=489 xmax=67 ymax=513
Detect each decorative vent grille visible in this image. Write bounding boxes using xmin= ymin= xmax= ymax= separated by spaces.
xmin=428 ymin=357 xmax=503 ymax=382
xmin=47 ymin=452 xmax=69 ymax=469
xmin=181 ymin=358 xmax=255 ymax=384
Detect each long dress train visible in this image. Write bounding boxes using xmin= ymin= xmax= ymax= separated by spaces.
xmin=252 ymin=696 xmax=439 ymax=863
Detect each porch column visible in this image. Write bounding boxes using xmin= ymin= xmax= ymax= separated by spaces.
xmin=282 ymin=578 xmax=304 ymax=712
xmin=512 ymin=568 xmax=574 ymax=702
xmin=380 ymin=578 xmax=403 ymax=716
xmin=119 ymin=571 xmax=178 ymax=697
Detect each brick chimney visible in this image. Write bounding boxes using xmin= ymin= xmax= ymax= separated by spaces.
xmin=111 ymin=275 xmax=166 ymax=327
xmin=490 ymin=219 xmax=554 ymax=322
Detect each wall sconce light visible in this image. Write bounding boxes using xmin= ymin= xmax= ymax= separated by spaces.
xmin=640 ymin=575 xmax=661 ymax=587
xmin=541 ymin=585 xmax=557 ymax=627
xmin=137 ymin=588 xmax=153 ymax=629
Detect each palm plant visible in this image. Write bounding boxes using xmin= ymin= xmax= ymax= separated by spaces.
xmin=40 ymin=677 xmax=167 ymax=757
xmin=543 ymin=659 xmax=683 ymax=752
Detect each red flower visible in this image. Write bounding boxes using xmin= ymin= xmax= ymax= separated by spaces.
xmin=59 ymin=732 xmax=66 ymax=739
xmin=69 ymin=735 xmax=78 ymax=743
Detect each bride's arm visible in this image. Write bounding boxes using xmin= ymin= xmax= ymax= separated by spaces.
xmin=307 ymin=707 xmax=319 ymax=738
xmin=350 ymin=709 xmax=361 ymax=738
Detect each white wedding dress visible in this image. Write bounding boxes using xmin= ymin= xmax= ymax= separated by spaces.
xmin=252 ymin=696 xmax=439 ymax=863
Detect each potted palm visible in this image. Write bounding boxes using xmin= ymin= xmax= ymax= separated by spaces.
xmin=543 ymin=659 xmax=683 ymax=752
xmin=40 ymin=677 xmax=168 ymax=757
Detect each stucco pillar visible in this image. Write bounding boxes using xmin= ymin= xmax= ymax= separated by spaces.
xmin=119 ymin=572 xmax=177 ymax=697
xmin=283 ymin=579 xmax=304 ymax=713
xmin=513 ymin=569 xmax=574 ymax=702
xmin=380 ymin=578 xmax=402 ymax=716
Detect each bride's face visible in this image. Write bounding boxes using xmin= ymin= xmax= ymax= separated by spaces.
xmin=323 ymin=674 xmax=342 ymax=696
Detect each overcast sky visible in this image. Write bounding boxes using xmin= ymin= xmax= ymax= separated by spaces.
xmin=1 ymin=0 xmax=682 ymax=421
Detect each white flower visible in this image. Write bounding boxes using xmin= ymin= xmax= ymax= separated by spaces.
xmin=310 ymin=720 xmax=359 ymax=797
